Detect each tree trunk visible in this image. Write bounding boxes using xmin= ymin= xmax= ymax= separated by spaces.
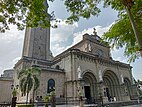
xmin=125 ymin=5 xmax=142 ymax=56
xmin=33 ymin=90 xmax=35 ymax=105
xmin=26 ymin=92 xmax=29 ymax=104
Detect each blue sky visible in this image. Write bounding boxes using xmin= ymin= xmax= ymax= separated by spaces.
xmin=0 ymin=0 xmax=142 ymax=79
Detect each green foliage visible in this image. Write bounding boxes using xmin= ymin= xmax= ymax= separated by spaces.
xmin=64 ymin=0 xmax=101 ymax=24
xmin=1 ymin=0 xmax=123 ymax=32
xmin=17 ymin=104 xmax=34 ymax=107
xmin=44 ymin=95 xmax=50 ymax=103
xmin=102 ymin=4 xmax=142 ymax=62
xmin=18 ymin=67 xmax=41 ymax=103
xmin=50 ymin=91 xmax=55 ymax=97
xmin=102 ymin=16 xmax=140 ymax=63
xmin=12 ymin=88 xmax=18 ymax=97
xmin=0 ymin=0 xmax=54 ymax=32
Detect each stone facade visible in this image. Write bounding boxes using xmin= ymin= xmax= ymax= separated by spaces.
xmin=22 ymin=27 xmax=52 ymax=60
xmin=0 ymin=69 xmax=14 ymax=103
xmin=14 ymin=27 xmax=137 ymax=103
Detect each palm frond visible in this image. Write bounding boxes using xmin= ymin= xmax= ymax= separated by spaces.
xmin=31 ymin=67 xmax=41 ymax=74
xmin=18 ymin=69 xmax=28 ymax=79
xmin=19 ymin=78 xmax=26 ymax=92
xmin=18 ymin=67 xmax=41 ymax=99
xmin=27 ymin=77 xmax=33 ymax=93
xmin=33 ymin=75 xmax=40 ymax=91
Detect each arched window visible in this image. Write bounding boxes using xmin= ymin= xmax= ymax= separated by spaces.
xmin=47 ymin=79 xmax=55 ymax=93
xmin=55 ymin=65 xmax=60 ymax=69
xmin=96 ymin=49 xmax=103 ymax=57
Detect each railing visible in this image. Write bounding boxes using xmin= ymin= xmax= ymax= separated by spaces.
xmin=1 ymin=99 xmax=142 ymax=107
xmin=0 ymin=103 xmax=11 ymax=107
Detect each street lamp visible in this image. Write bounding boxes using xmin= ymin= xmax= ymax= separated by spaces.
xmin=49 ymin=86 xmax=55 ymax=107
xmin=11 ymin=84 xmax=19 ymax=107
xmin=78 ymin=79 xmax=84 ymax=107
xmin=98 ymin=81 xmax=104 ymax=107
xmin=123 ymin=0 xmax=142 ymax=56
xmin=11 ymin=84 xmax=19 ymax=90
xmin=136 ymin=83 xmax=140 ymax=104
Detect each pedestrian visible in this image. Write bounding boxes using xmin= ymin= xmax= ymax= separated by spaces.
xmin=35 ymin=96 xmax=39 ymax=107
xmin=79 ymin=96 xmax=83 ymax=107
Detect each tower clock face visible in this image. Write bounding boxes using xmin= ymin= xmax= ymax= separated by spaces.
xmin=96 ymin=49 xmax=103 ymax=57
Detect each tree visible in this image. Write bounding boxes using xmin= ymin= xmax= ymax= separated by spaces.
xmin=18 ymin=67 xmax=41 ymax=103
xmin=101 ymin=0 xmax=142 ymax=62
xmin=0 ymin=0 xmax=54 ymax=32
xmin=102 ymin=14 xmax=141 ymax=63
xmin=12 ymin=88 xmax=18 ymax=97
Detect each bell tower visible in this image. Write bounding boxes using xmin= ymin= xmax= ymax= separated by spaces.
xmin=22 ymin=0 xmax=52 ymax=60
xmin=22 ymin=27 xmax=51 ymax=60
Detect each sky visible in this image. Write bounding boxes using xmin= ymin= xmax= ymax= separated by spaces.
xmin=0 ymin=0 xmax=142 ymax=79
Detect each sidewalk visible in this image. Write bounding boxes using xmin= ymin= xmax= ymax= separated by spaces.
xmin=37 ymin=104 xmax=97 ymax=107
xmin=122 ymin=104 xmax=142 ymax=107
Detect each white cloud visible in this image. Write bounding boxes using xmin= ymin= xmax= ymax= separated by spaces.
xmin=51 ymin=19 xmax=78 ymax=43
xmin=50 ymin=21 xmax=114 ymax=57
xmin=50 ymin=19 xmax=78 ymax=56
xmin=113 ymin=56 xmax=128 ymax=64
xmin=0 ymin=25 xmax=24 ymax=74
xmin=51 ymin=44 xmax=66 ymax=55
xmin=69 ymin=24 xmax=112 ymax=47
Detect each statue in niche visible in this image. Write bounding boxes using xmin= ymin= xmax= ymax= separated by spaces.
xmin=132 ymin=77 xmax=135 ymax=84
xmin=121 ymin=74 xmax=124 ymax=84
xmin=88 ymin=43 xmax=92 ymax=52
xmin=77 ymin=66 xmax=82 ymax=79
xmin=99 ymin=70 xmax=103 ymax=82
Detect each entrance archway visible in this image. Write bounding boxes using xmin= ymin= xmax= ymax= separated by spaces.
xmin=83 ymin=71 xmax=97 ymax=103
xmin=103 ymin=70 xmax=120 ymax=101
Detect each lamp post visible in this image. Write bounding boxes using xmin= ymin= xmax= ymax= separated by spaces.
xmin=78 ymin=79 xmax=84 ymax=107
xmin=11 ymin=84 xmax=19 ymax=107
xmin=50 ymin=86 xmax=56 ymax=107
xmin=98 ymin=81 xmax=104 ymax=107
xmin=136 ymin=83 xmax=140 ymax=104
xmin=123 ymin=0 xmax=142 ymax=56
xmin=98 ymin=70 xmax=104 ymax=107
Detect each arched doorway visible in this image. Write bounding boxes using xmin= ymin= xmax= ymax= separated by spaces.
xmin=103 ymin=70 xmax=120 ymax=101
xmin=83 ymin=71 xmax=97 ymax=103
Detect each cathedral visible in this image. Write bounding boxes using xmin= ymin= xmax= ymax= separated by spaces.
xmin=13 ymin=24 xmax=137 ymax=103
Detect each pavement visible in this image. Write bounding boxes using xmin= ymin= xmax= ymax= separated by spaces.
xmin=37 ymin=104 xmax=142 ymax=107
xmin=122 ymin=104 xmax=142 ymax=107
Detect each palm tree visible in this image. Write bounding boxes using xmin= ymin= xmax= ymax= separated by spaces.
xmin=18 ymin=67 xmax=41 ymax=103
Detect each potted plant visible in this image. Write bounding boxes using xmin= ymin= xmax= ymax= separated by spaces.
xmin=44 ymin=95 xmax=50 ymax=107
